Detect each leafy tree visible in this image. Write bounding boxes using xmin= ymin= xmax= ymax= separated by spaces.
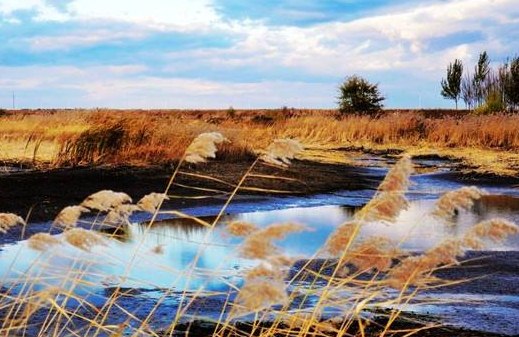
xmin=338 ymin=75 xmax=384 ymax=115
xmin=504 ymin=56 xmax=519 ymax=111
xmin=473 ymin=51 xmax=490 ymax=106
xmin=441 ymin=59 xmax=463 ymax=109
xmin=461 ymin=71 xmax=475 ymax=110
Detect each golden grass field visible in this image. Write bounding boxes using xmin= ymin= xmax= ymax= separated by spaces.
xmin=1 ymin=113 xmax=519 ymax=337
xmin=1 ymin=109 xmax=519 ymax=175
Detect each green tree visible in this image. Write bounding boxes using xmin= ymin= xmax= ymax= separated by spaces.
xmin=338 ymin=75 xmax=384 ymax=115
xmin=473 ymin=51 xmax=490 ymax=106
xmin=461 ymin=71 xmax=475 ymax=110
xmin=504 ymin=56 xmax=519 ymax=111
xmin=441 ymin=59 xmax=463 ymax=109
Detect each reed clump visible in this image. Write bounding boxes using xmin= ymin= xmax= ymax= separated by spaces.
xmin=387 ymin=218 xmax=519 ymax=289
xmin=2 ymin=144 xmax=519 ymax=337
xmin=433 ymin=186 xmax=486 ymax=220
xmin=185 ymin=132 xmax=228 ymax=164
xmin=53 ymin=205 xmax=89 ymax=228
xmin=226 ymin=221 xmax=258 ymax=237
xmin=239 ymin=223 xmax=306 ymax=259
xmin=0 ymin=213 xmax=26 ymax=234
xmin=137 ymin=193 xmax=170 ymax=214
xmin=27 ymin=232 xmax=60 ymax=251
xmin=103 ymin=204 xmax=140 ymax=226
xmin=260 ymin=139 xmax=304 ymax=167
xmin=63 ymin=228 xmax=105 ymax=251
xmin=354 ymin=155 xmax=414 ymax=224
xmin=231 ymin=263 xmax=288 ymax=315
xmin=80 ymin=190 xmax=132 ymax=212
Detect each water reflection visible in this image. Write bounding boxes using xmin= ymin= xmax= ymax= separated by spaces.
xmin=1 ymin=195 xmax=518 ymax=294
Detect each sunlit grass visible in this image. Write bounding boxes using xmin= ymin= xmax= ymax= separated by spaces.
xmin=0 ymin=131 xmax=518 ymax=336
xmin=1 ymin=109 xmax=519 ymax=174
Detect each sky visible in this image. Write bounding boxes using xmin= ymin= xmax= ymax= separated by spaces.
xmin=0 ymin=0 xmax=518 ymax=109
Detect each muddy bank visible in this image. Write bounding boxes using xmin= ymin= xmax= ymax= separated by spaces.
xmin=164 ymin=316 xmax=510 ymax=337
xmin=0 ymin=160 xmax=383 ymax=222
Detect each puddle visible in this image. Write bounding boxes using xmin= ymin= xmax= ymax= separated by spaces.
xmin=1 ymin=172 xmax=519 ymax=334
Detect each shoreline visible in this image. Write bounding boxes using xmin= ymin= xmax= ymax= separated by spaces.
xmin=0 ymin=159 xmax=384 ymax=222
xmin=1 ymin=156 xmax=518 ymax=223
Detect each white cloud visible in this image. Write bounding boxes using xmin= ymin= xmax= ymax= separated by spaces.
xmin=25 ymin=30 xmax=146 ymax=50
xmin=0 ymin=0 xmax=69 ymax=21
xmin=2 ymin=0 xmax=518 ymax=108
xmin=162 ymin=0 xmax=519 ymax=77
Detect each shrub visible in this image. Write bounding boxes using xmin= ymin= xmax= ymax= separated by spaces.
xmin=337 ymin=75 xmax=384 ymax=115
xmin=475 ymin=90 xmax=506 ymax=114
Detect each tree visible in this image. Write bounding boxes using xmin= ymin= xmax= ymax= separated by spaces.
xmin=504 ymin=56 xmax=519 ymax=111
xmin=461 ymin=71 xmax=475 ymax=110
xmin=473 ymin=51 xmax=490 ymax=107
xmin=338 ymin=75 xmax=384 ymax=115
xmin=441 ymin=59 xmax=463 ymax=109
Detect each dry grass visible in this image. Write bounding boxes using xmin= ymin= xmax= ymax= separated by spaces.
xmin=1 ymin=109 xmax=519 ymax=174
xmin=1 ymin=122 xmax=519 ymax=337
xmin=0 ymin=213 xmax=26 ymax=233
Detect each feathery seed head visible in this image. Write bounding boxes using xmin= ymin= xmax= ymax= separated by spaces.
xmin=137 ymin=192 xmax=169 ymax=214
xmin=433 ymin=186 xmax=486 ymax=220
xmin=388 ymin=218 xmax=518 ymax=289
xmin=356 ymin=192 xmax=409 ymax=223
xmin=226 ymin=221 xmax=258 ymax=236
xmin=348 ymin=237 xmax=400 ymax=272
xmin=151 ymin=244 xmax=165 ymax=254
xmin=240 ymin=223 xmax=306 ymax=259
xmin=232 ymin=263 xmax=288 ymax=316
xmin=103 ymin=204 xmax=140 ymax=226
xmin=378 ymin=155 xmax=414 ymax=193
xmin=64 ymin=228 xmax=105 ymax=251
xmin=53 ymin=205 xmax=89 ymax=228
xmin=185 ymin=132 xmax=227 ymax=164
xmin=81 ymin=190 xmax=132 ymax=212
xmin=0 ymin=213 xmax=26 ymax=234
xmin=467 ymin=218 xmax=519 ymax=242
xmin=325 ymin=221 xmax=362 ymax=256
xmin=260 ymin=138 xmax=304 ymax=167
xmin=27 ymin=233 xmax=60 ymax=251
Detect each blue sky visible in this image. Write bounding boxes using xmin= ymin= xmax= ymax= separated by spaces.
xmin=0 ymin=0 xmax=518 ymax=109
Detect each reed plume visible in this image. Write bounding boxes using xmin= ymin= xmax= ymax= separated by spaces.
xmin=226 ymin=221 xmax=258 ymax=237
xmin=27 ymin=233 xmax=60 ymax=251
xmin=325 ymin=221 xmax=361 ymax=256
xmin=184 ymin=132 xmax=227 ymax=164
xmin=80 ymin=190 xmax=132 ymax=212
xmin=432 ymin=186 xmax=486 ymax=220
xmin=347 ymin=237 xmax=400 ymax=272
xmin=231 ymin=263 xmax=288 ymax=316
xmin=0 ymin=213 xmax=26 ymax=234
xmin=260 ymin=139 xmax=304 ymax=167
xmin=21 ymin=287 xmax=62 ymax=322
xmin=377 ymin=155 xmax=414 ymax=193
xmin=137 ymin=192 xmax=170 ymax=214
xmin=387 ymin=218 xmax=519 ymax=289
xmin=355 ymin=192 xmax=409 ymax=223
xmin=354 ymin=155 xmax=413 ymax=223
xmin=466 ymin=218 xmax=519 ymax=243
xmin=63 ymin=228 xmax=105 ymax=251
xmin=53 ymin=205 xmax=89 ymax=228
xmin=151 ymin=244 xmax=165 ymax=254
xmin=240 ymin=223 xmax=306 ymax=259
xmin=103 ymin=204 xmax=140 ymax=226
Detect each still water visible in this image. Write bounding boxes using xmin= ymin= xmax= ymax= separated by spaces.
xmin=1 ymin=171 xmax=519 ymax=334
xmin=1 ymin=191 xmax=519 ymax=294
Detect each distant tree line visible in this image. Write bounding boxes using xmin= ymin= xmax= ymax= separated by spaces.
xmin=441 ymin=51 xmax=519 ymax=113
